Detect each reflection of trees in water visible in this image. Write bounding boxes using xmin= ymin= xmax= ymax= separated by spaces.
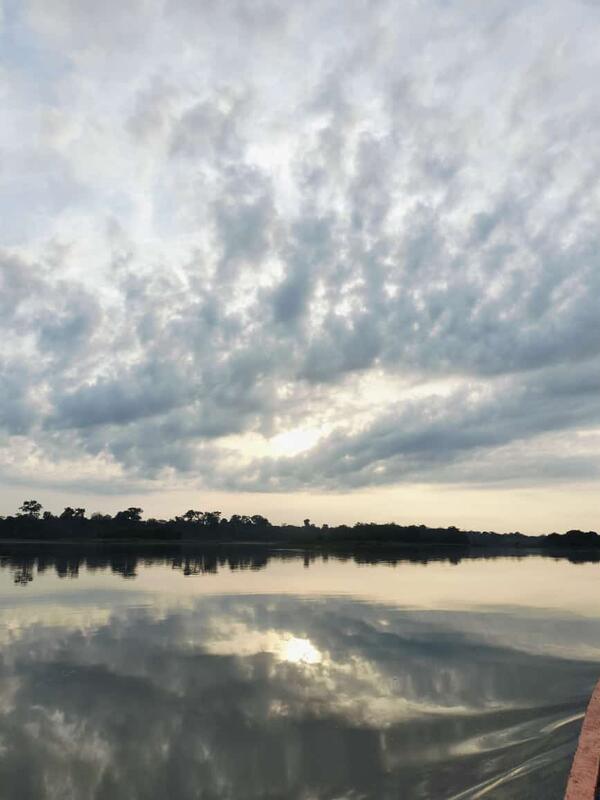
xmin=2 ymin=543 xmax=600 ymax=585
xmin=12 ymin=560 xmax=35 ymax=585
xmin=1 ymin=545 xmax=276 ymax=584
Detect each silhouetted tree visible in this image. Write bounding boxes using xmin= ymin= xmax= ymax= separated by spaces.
xmin=205 ymin=511 xmax=222 ymax=526
xmin=18 ymin=500 xmax=42 ymax=519
xmin=114 ymin=507 xmax=143 ymax=523
xmin=251 ymin=515 xmax=271 ymax=527
xmin=229 ymin=514 xmax=252 ymax=527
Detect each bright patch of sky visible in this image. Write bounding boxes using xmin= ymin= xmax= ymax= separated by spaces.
xmin=1 ymin=0 xmax=599 ymax=530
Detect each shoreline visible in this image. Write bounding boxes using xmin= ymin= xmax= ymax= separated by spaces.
xmin=0 ymin=538 xmax=597 ymax=559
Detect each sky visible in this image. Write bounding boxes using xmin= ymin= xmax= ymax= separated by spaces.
xmin=0 ymin=0 xmax=599 ymax=532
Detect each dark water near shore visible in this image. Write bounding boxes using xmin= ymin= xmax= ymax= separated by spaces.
xmin=0 ymin=544 xmax=598 ymax=799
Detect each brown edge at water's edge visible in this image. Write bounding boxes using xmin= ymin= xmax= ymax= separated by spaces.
xmin=565 ymin=680 xmax=600 ymax=799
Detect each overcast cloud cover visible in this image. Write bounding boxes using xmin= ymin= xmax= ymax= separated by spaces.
xmin=1 ymin=0 xmax=599 ymax=519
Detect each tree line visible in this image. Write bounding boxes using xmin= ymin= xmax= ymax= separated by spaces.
xmin=0 ymin=499 xmax=597 ymax=550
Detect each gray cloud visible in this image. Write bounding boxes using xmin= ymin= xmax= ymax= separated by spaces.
xmin=233 ymin=362 xmax=600 ymax=491
xmin=2 ymin=0 xmax=600 ymax=496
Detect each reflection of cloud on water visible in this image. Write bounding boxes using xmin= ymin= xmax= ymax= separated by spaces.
xmin=0 ymin=595 xmax=596 ymax=799
xmin=197 ymin=611 xmax=502 ymax=725
xmin=0 ymin=607 xmax=113 ymax=648
xmin=280 ymin=636 xmax=322 ymax=665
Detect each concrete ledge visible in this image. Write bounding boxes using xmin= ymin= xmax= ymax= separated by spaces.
xmin=565 ymin=680 xmax=600 ymax=799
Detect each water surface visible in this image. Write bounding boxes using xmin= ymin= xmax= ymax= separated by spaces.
xmin=0 ymin=544 xmax=598 ymax=799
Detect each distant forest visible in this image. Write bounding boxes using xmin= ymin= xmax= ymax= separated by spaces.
xmin=0 ymin=499 xmax=598 ymax=551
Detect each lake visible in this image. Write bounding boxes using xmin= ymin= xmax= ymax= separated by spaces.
xmin=0 ymin=543 xmax=598 ymax=799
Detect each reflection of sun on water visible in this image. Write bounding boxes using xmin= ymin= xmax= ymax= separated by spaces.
xmin=280 ymin=636 xmax=322 ymax=664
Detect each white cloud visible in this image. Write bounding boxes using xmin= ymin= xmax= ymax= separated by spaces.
xmin=1 ymin=0 xmax=600 ymax=504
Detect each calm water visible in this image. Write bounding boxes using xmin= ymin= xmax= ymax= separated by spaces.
xmin=0 ymin=544 xmax=598 ymax=800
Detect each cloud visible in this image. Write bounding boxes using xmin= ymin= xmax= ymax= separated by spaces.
xmin=232 ymin=362 xmax=600 ymax=491
xmin=1 ymin=0 xmax=600 ymax=496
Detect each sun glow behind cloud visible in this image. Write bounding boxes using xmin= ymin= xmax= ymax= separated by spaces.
xmin=1 ymin=0 xmax=600 ymax=529
xmin=269 ymin=427 xmax=325 ymax=457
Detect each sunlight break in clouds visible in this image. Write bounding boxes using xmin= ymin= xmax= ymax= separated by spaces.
xmin=1 ymin=0 xmax=599 ymax=530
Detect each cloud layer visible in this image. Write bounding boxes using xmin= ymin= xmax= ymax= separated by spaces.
xmin=1 ymin=0 xmax=600 ymax=497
